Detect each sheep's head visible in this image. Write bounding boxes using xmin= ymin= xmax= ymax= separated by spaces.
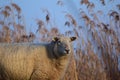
xmin=51 ymin=36 xmax=76 ymax=58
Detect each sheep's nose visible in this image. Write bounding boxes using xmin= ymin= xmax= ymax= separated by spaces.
xmin=65 ymin=49 xmax=70 ymax=54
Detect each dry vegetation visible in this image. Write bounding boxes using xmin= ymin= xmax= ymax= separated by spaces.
xmin=0 ymin=0 xmax=120 ymax=80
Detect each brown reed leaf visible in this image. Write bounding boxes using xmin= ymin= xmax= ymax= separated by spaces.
xmin=90 ymin=21 xmax=95 ymax=29
xmin=28 ymin=32 xmax=36 ymax=42
xmin=2 ymin=10 xmax=10 ymax=17
xmin=87 ymin=2 xmax=95 ymax=9
xmin=73 ymin=28 xmax=79 ymax=37
xmin=2 ymin=26 xmax=9 ymax=31
xmin=37 ymin=20 xmax=44 ymax=28
xmin=36 ymin=20 xmax=45 ymax=32
xmin=101 ymin=23 xmax=109 ymax=31
xmin=2 ymin=26 xmax=12 ymax=43
xmin=0 ymin=21 xmax=4 ymax=25
xmin=116 ymin=44 xmax=120 ymax=55
xmin=12 ymin=31 xmax=21 ymax=43
xmin=115 ymin=14 xmax=119 ymax=21
xmin=11 ymin=3 xmax=21 ymax=13
xmin=80 ymin=0 xmax=90 ymax=5
xmin=42 ymin=8 xmax=50 ymax=23
xmin=46 ymin=14 xmax=50 ymax=23
xmin=65 ymin=30 xmax=73 ymax=36
xmin=21 ymin=34 xmax=29 ymax=42
xmin=109 ymin=11 xmax=119 ymax=18
xmin=80 ymin=11 xmax=91 ymax=26
xmin=100 ymin=0 xmax=105 ymax=5
xmin=92 ymin=13 xmax=100 ymax=23
xmin=109 ymin=10 xmax=120 ymax=23
xmin=65 ymin=21 xmax=70 ymax=26
xmin=83 ymin=15 xmax=91 ymax=26
xmin=29 ymin=32 xmax=35 ymax=38
xmin=51 ymin=27 xmax=58 ymax=34
xmin=65 ymin=14 xmax=77 ymax=27
xmin=5 ymin=6 xmax=11 ymax=11
xmin=39 ymin=27 xmax=48 ymax=35
xmin=15 ymin=24 xmax=24 ymax=30
xmin=57 ymin=0 xmax=63 ymax=6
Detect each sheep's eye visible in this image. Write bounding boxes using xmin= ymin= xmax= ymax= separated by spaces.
xmin=57 ymin=41 xmax=61 ymax=45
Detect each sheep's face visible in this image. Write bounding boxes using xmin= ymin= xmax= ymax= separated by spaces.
xmin=52 ymin=36 xmax=76 ymax=58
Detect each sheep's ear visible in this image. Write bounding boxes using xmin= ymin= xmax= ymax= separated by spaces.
xmin=70 ymin=37 xmax=76 ymax=42
xmin=52 ymin=37 xmax=59 ymax=41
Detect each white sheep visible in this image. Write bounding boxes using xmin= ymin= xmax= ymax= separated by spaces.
xmin=0 ymin=36 xmax=76 ymax=80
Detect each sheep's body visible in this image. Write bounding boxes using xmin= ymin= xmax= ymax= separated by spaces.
xmin=0 ymin=37 xmax=76 ymax=80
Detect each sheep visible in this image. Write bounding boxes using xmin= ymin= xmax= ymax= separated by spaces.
xmin=0 ymin=36 xmax=76 ymax=80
